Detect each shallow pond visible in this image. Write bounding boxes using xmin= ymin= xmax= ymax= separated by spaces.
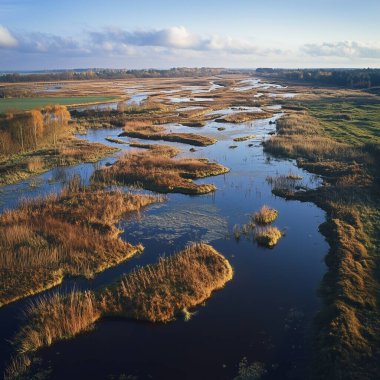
xmin=72 ymin=92 xmax=149 ymax=112
xmin=0 ymin=94 xmax=327 ymax=380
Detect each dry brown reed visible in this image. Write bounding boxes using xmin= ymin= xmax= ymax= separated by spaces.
xmin=120 ymin=123 xmax=217 ymax=146
xmin=93 ymin=149 xmax=229 ymax=194
xmin=0 ymin=177 xmax=163 ymax=306
xmin=253 ymin=205 xmax=279 ymax=224
xmin=101 ymin=243 xmax=233 ymax=322
xmin=254 ymin=226 xmax=282 ymax=248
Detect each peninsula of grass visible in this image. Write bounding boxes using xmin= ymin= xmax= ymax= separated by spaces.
xmin=263 ymin=95 xmax=380 ymax=378
xmin=120 ymin=123 xmax=217 ymax=146
xmin=215 ymin=111 xmax=272 ymax=124
xmin=0 ymin=96 xmax=119 ymax=113
xmin=128 ymin=142 xmax=180 ymax=157
xmin=93 ymin=147 xmax=229 ymax=194
xmin=104 ymin=136 xmax=128 ymax=144
xmin=254 ymin=226 xmax=282 ymax=248
xmin=9 ymin=243 xmax=232 ymax=377
xmin=0 ymin=138 xmax=118 ymax=186
xmin=181 ymin=121 xmax=206 ymax=128
xmin=253 ymin=205 xmax=279 ymax=224
xmin=0 ymin=178 xmax=163 ymax=307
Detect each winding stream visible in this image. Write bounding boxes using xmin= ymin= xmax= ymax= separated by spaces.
xmin=0 ymin=93 xmax=328 ymax=379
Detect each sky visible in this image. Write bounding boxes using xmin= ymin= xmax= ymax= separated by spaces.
xmin=0 ymin=0 xmax=379 ymax=70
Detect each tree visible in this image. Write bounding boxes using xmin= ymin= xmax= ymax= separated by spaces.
xmin=30 ymin=109 xmax=44 ymax=148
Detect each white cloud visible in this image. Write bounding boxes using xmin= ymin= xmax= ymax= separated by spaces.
xmin=302 ymin=41 xmax=380 ymax=59
xmin=0 ymin=24 xmax=284 ymax=59
xmin=0 ymin=25 xmax=18 ymax=47
xmin=88 ymin=26 xmax=275 ymax=55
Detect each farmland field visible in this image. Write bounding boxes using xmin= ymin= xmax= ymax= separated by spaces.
xmin=0 ymin=96 xmax=119 ymax=113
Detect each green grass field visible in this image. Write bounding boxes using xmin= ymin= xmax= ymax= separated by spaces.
xmin=0 ymin=96 xmax=119 ymax=113
xmin=303 ymin=95 xmax=380 ymax=146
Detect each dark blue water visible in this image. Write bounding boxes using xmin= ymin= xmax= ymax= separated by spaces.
xmin=0 ymin=104 xmax=327 ymax=380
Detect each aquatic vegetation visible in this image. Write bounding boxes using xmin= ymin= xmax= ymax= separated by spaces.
xmin=233 ymin=135 xmax=256 ymax=142
xmin=3 ymin=354 xmax=31 ymax=380
xmin=15 ymin=290 xmax=100 ymax=353
xmin=253 ymin=205 xmax=279 ymax=225
xmin=266 ymin=174 xmax=306 ymax=197
xmin=93 ymin=148 xmax=229 ymax=194
xmin=215 ymin=111 xmax=272 ymax=124
xmin=254 ymin=226 xmax=282 ymax=248
xmin=120 ymin=123 xmax=217 ymax=146
xmin=263 ymin=113 xmax=364 ymax=162
xmin=102 ymin=243 xmax=233 ymax=322
xmin=127 ymin=202 xmax=228 ymax=244
xmin=9 ymin=243 xmax=232 ymax=377
xmin=104 ymin=136 xmax=128 ymax=144
xmin=0 ymin=177 xmax=163 ymax=306
xmin=286 ymin=171 xmax=303 ymax=180
xmin=233 ymin=357 xmax=267 ymax=380
xmin=264 ymin=108 xmax=380 ymax=378
xmin=128 ymin=142 xmax=180 ymax=157
xmin=0 ymin=136 xmax=118 ymax=186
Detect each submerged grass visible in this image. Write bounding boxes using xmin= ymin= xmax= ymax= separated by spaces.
xmin=0 ymin=177 xmax=163 ymax=306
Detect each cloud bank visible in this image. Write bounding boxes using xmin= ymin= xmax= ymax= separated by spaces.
xmin=302 ymin=41 xmax=380 ymax=59
xmin=1 ymin=24 xmax=379 ymax=69
xmin=0 ymin=25 xmax=18 ymax=48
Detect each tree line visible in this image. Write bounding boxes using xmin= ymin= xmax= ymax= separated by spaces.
xmin=0 ymin=105 xmax=71 ymax=155
xmin=256 ymin=68 xmax=380 ymax=88
xmin=0 ymin=67 xmax=230 ymax=84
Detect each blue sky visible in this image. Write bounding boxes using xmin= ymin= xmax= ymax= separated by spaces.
xmin=1 ymin=0 xmax=379 ymax=70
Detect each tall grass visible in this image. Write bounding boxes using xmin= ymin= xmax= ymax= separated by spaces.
xmin=254 ymin=226 xmax=282 ymax=248
xmin=3 ymin=355 xmax=31 ymax=380
xmin=16 ymin=290 xmax=99 ymax=353
xmin=101 ymin=243 xmax=234 ymax=322
xmin=253 ymin=205 xmax=278 ymax=224
xmin=8 ymin=243 xmax=233 ymax=377
xmin=263 ymin=109 xmax=380 ymax=378
xmin=264 ymin=112 xmax=366 ymax=163
xmin=93 ymin=149 xmax=228 ymax=194
xmin=120 ymin=123 xmax=217 ymax=146
xmin=0 ymin=177 xmax=163 ymax=306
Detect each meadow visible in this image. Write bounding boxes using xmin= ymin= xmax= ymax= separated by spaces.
xmin=263 ymin=98 xmax=380 ymax=379
xmin=0 ymin=96 xmax=119 ymax=113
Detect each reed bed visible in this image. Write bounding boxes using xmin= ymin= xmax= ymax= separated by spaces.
xmin=120 ymin=123 xmax=217 ymax=146
xmin=254 ymin=226 xmax=282 ymax=248
xmin=0 ymin=177 xmax=163 ymax=306
xmin=263 ymin=109 xmax=380 ymax=378
xmin=215 ymin=111 xmax=272 ymax=124
xmin=93 ymin=149 xmax=229 ymax=194
xmin=102 ymin=243 xmax=234 ymax=322
xmin=9 ymin=243 xmax=233 ymax=378
xmin=253 ymin=205 xmax=279 ymax=224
